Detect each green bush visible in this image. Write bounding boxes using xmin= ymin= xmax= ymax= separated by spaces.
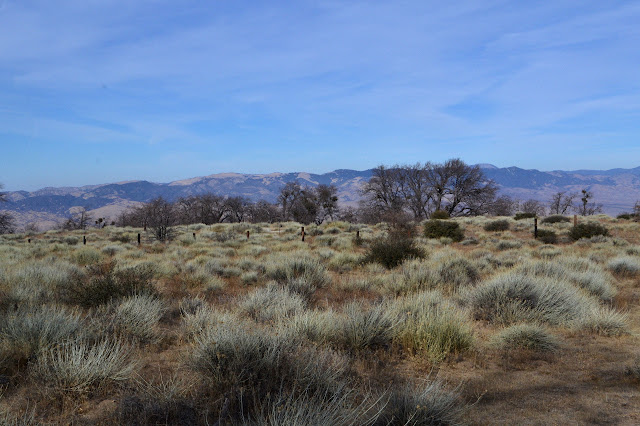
xmin=430 ymin=210 xmax=450 ymax=219
xmin=569 ymin=223 xmax=609 ymax=241
xmin=541 ymin=215 xmax=571 ymax=224
xmin=362 ymin=233 xmax=425 ymax=269
xmin=484 ymin=220 xmax=510 ymax=232
xmin=535 ymin=229 xmax=557 ymax=244
xmin=423 ymin=220 xmax=464 ymax=242
xmin=514 ymin=212 xmax=536 ymax=220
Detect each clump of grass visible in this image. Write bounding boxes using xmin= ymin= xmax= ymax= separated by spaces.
xmin=432 ymin=254 xmax=480 ymax=291
xmin=495 ymin=240 xmax=522 ymax=251
xmin=423 ymin=220 xmax=464 ymax=242
xmin=240 ymin=283 xmax=306 ymax=323
xmin=265 ymin=253 xmax=330 ymax=290
xmin=541 ymin=215 xmax=571 ymax=224
xmin=491 ymin=323 xmax=559 ymax=353
xmin=113 ymin=294 xmax=165 ymax=343
xmin=335 ymin=302 xmax=397 ymax=352
xmin=607 ymin=256 xmax=640 ymax=277
xmin=484 ymin=220 xmax=510 ymax=232
xmin=33 ymin=338 xmax=136 ymax=394
xmin=577 ymin=307 xmax=628 ymax=337
xmin=379 ymin=379 xmax=467 ymax=426
xmin=391 ymin=293 xmax=473 ymax=362
xmin=467 ymin=272 xmax=597 ymax=326
xmin=72 ymin=247 xmax=103 ymax=265
xmin=0 ymin=304 xmax=82 ymax=371
xmin=569 ymin=222 xmax=609 ymax=241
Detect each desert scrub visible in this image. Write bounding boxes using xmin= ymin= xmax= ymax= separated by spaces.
xmin=535 ymin=229 xmax=558 ymax=244
xmin=569 ymin=222 xmax=609 ymax=241
xmin=112 ymin=294 xmax=165 ymax=343
xmin=379 ymin=379 xmax=467 ymax=426
xmin=514 ymin=212 xmax=536 ymax=220
xmin=484 ymin=219 xmax=510 ymax=232
xmin=0 ymin=304 xmax=82 ymax=371
xmin=516 ymin=259 xmax=616 ymax=302
xmin=607 ymin=256 xmax=640 ymax=277
xmin=265 ymin=253 xmax=329 ymax=285
xmin=423 ymin=220 xmax=464 ymax=242
xmin=362 ymin=232 xmax=425 ymax=269
xmin=491 ymin=323 xmax=559 ymax=353
xmin=72 ymin=247 xmax=103 ymax=265
xmin=431 ymin=253 xmax=480 ymax=292
xmin=60 ymin=261 xmax=157 ymax=308
xmin=541 ymin=215 xmax=571 ymax=224
xmin=576 ymin=307 xmax=628 ymax=336
xmin=391 ymin=293 xmax=473 ymax=362
xmin=240 ymin=283 xmax=306 ymax=323
xmin=33 ymin=338 xmax=136 ymax=394
xmin=333 ymin=302 xmax=397 ymax=352
xmin=327 ymin=252 xmax=360 ymax=272
xmin=495 ymin=239 xmax=523 ymax=250
xmin=467 ymin=272 xmax=597 ymax=326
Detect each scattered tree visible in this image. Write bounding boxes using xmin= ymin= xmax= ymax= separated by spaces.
xmin=577 ymin=189 xmax=602 ymax=216
xmin=519 ymin=199 xmax=546 ymax=217
xmin=488 ymin=195 xmax=518 ymax=216
xmin=0 ymin=183 xmax=16 ymax=234
xmin=62 ymin=207 xmax=93 ymax=230
xmin=549 ymin=191 xmax=576 ymax=215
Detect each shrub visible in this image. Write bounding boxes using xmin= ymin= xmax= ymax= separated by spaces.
xmin=240 ymin=284 xmax=306 ymax=323
xmin=33 ymin=338 xmax=136 ymax=394
xmin=423 ymin=220 xmax=464 ymax=242
xmin=569 ymin=223 xmax=609 ymax=241
xmin=265 ymin=254 xmax=330 ymax=290
xmin=467 ymin=272 xmax=597 ymax=326
xmin=607 ymin=256 xmax=640 ymax=277
xmin=577 ymin=307 xmax=628 ymax=337
xmin=0 ymin=305 xmax=82 ymax=371
xmin=535 ymin=229 xmax=557 ymax=244
xmin=491 ymin=323 xmax=559 ymax=353
xmin=335 ymin=303 xmax=397 ymax=351
xmin=379 ymin=379 xmax=467 ymax=426
xmin=514 ymin=212 xmax=536 ymax=220
xmin=362 ymin=233 xmax=425 ymax=269
xmin=541 ymin=215 xmax=571 ymax=224
xmin=432 ymin=255 xmax=480 ymax=291
xmin=113 ymin=294 xmax=165 ymax=343
xmin=60 ymin=262 xmax=157 ymax=308
xmin=72 ymin=247 xmax=103 ymax=265
xmin=484 ymin=220 xmax=510 ymax=232
xmin=391 ymin=295 xmax=473 ymax=362
xmin=430 ymin=210 xmax=450 ymax=219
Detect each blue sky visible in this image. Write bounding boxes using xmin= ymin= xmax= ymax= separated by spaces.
xmin=1 ymin=0 xmax=639 ymax=191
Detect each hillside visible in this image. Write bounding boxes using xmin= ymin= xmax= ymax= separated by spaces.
xmin=3 ymin=165 xmax=640 ymax=229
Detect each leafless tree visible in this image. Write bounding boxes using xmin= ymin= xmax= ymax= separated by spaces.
xmin=360 ymin=165 xmax=406 ymax=214
xmin=62 ymin=207 xmax=93 ymax=230
xmin=549 ymin=191 xmax=576 ymax=215
xmin=400 ymin=163 xmax=433 ymax=220
xmin=249 ymin=200 xmax=281 ymax=223
xmin=314 ymin=184 xmax=339 ymax=224
xmin=519 ymin=199 xmax=546 ymax=216
xmin=145 ymin=197 xmax=176 ymax=241
xmin=225 ymin=196 xmax=251 ymax=223
xmin=488 ymin=195 xmax=518 ymax=216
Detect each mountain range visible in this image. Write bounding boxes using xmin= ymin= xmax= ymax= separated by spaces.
xmin=3 ymin=165 xmax=640 ymax=229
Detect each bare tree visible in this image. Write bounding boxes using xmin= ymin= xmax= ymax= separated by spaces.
xmin=226 ymin=196 xmax=251 ymax=223
xmin=400 ymin=163 xmax=433 ymax=220
xmin=0 ymin=183 xmax=16 ymax=234
xmin=314 ymin=184 xmax=339 ymax=224
xmin=145 ymin=197 xmax=176 ymax=241
xmin=432 ymin=159 xmax=497 ymax=216
xmin=62 ymin=206 xmax=93 ymax=230
xmin=549 ymin=191 xmax=576 ymax=215
xmin=249 ymin=200 xmax=280 ymax=223
xmin=578 ymin=189 xmax=602 ymax=216
xmin=278 ymin=182 xmax=303 ymax=221
xmin=360 ymin=165 xmax=406 ymax=214
xmin=519 ymin=199 xmax=546 ymax=216
xmin=488 ymin=195 xmax=518 ymax=216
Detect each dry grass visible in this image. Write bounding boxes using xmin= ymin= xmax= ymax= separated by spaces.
xmin=1 ymin=216 xmax=639 ymax=423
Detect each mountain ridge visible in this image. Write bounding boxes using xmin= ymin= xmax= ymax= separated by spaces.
xmin=3 ymin=165 xmax=640 ymax=229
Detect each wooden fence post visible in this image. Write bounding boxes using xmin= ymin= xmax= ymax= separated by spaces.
xmin=28 ymin=238 xmax=31 ymax=244
xmin=193 ymin=232 xmax=196 ymax=240
xmin=83 ymin=235 xmax=87 ymax=245
xmin=534 ymin=218 xmax=538 ymax=239
xmin=247 ymin=230 xmax=250 ymax=239
xmin=573 ymin=215 xmax=578 ymax=226
xmin=138 ymin=233 xmax=141 ymax=245
xmin=301 ymin=226 xmax=305 ymax=242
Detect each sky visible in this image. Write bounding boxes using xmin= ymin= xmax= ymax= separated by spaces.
xmin=1 ymin=0 xmax=639 ymax=191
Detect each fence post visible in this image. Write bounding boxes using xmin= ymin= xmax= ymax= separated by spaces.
xmin=83 ymin=235 xmax=87 ymax=245
xmin=138 ymin=233 xmax=141 ymax=245
xmin=247 ymin=230 xmax=250 ymax=239
xmin=356 ymin=230 xmax=360 ymax=239
xmin=534 ymin=218 xmax=538 ymax=239
xmin=28 ymin=238 xmax=31 ymax=243
xmin=193 ymin=232 xmax=196 ymax=240
xmin=301 ymin=226 xmax=305 ymax=242
xmin=573 ymin=215 xmax=577 ymax=227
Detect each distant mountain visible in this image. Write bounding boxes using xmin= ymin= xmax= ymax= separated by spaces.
xmin=3 ymin=166 xmax=640 ymax=229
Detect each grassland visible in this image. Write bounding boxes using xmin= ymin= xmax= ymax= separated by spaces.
xmin=0 ymin=215 xmax=639 ymax=424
